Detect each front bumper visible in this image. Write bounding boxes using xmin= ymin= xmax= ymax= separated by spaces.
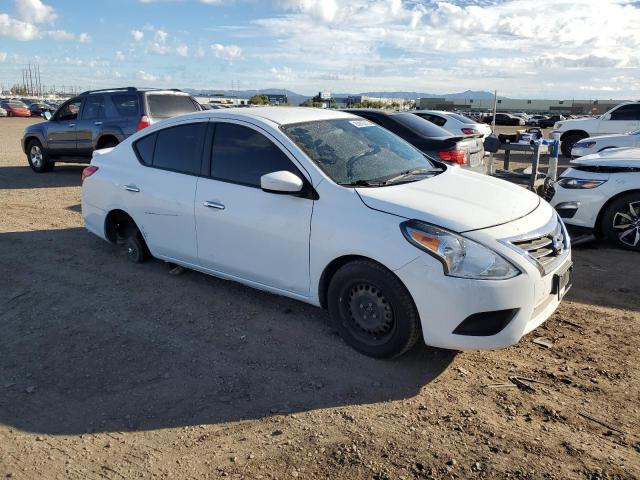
xmin=550 ymin=184 xmax=609 ymax=230
xmin=395 ymin=203 xmax=572 ymax=350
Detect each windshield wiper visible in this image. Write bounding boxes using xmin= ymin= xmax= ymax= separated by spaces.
xmin=339 ymin=179 xmax=386 ymax=187
xmin=383 ymin=167 xmax=436 ymax=185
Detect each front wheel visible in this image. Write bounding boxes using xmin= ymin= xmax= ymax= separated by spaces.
xmin=124 ymin=231 xmax=150 ymax=263
xmin=601 ymin=193 xmax=640 ymax=251
xmin=327 ymin=260 xmax=421 ymax=358
xmin=26 ymin=139 xmax=54 ymax=173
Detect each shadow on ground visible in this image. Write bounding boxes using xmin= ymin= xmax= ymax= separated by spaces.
xmin=0 ymin=164 xmax=84 ymax=189
xmin=0 ymin=228 xmax=454 ymax=435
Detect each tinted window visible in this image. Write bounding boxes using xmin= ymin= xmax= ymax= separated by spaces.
xmin=111 ymin=94 xmax=139 ymax=117
xmin=57 ymin=99 xmax=81 ymax=121
xmin=610 ymin=104 xmax=640 ymax=121
xmin=282 ymin=119 xmax=438 ymax=186
xmin=82 ymin=95 xmax=105 ymax=120
xmin=393 ymin=113 xmax=452 ymax=138
xmin=152 ymin=123 xmax=205 ymax=174
xmin=414 ymin=113 xmax=446 ymax=127
xmin=146 ymin=94 xmax=199 ymax=117
xmin=448 ymin=113 xmax=478 ymax=124
xmin=134 ymin=133 xmax=156 ymax=165
xmin=212 ymin=123 xmax=297 ymax=187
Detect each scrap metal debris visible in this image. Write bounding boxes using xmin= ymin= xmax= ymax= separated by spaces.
xmin=532 ymin=337 xmax=554 ymax=349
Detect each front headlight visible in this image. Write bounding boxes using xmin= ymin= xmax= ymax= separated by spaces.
xmin=574 ymin=141 xmax=596 ymax=149
xmin=400 ymin=221 xmax=520 ymax=280
xmin=554 ymin=123 xmax=562 ymax=129
xmin=557 ymin=177 xmax=606 ymax=189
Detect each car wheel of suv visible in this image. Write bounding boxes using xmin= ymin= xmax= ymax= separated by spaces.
xmin=601 ymin=193 xmax=640 ymax=251
xmin=124 ymin=231 xmax=150 ymax=263
xmin=327 ymin=259 xmax=421 ymax=358
xmin=26 ymin=139 xmax=54 ymax=173
xmin=560 ymin=133 xmax=587 ymax=158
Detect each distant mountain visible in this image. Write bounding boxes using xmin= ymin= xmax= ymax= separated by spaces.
xmin=183 ymin=87 xmax=503 ymax=105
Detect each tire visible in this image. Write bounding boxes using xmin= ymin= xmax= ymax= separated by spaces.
xmin=561 ymin=133 xmax=588 ymax=158
xmin=327 ymin=259 xmax=422 ymax=358
xmin=99 ymin=139 xmax=118 ymax=149
xmin=26 ymin=139 xmax=54 ymax=173
xmin=601 ymin=193 xmax=640 ymax=251
xmin=124 ymin=231 xmax=149 ymax=263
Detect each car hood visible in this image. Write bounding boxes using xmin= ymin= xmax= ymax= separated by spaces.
xmin=356 ymin=168 xmax=540 ymax=232
xmin=584 ymin=133 xmax=632 ymax=142
xmin=571 ymin=147 xmax=640 ymax=168
xmin=554 ymin=118 xmax=597 ymax=129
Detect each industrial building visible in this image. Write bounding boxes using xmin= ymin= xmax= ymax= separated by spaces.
xmin=416 ymin=97 xmax=630 ymax=115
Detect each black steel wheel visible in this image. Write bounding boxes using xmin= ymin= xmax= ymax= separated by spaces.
xmin=328 ymin=259 xmax=421 ymax=358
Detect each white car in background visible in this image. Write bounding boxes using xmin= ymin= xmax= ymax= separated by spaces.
xmin=549 ymin=148 xmax=640 ymax=250
xmin=413 ymin=110 xmax=492 ymax=138
xmin=552 ymin=101 xmax=640 ymax=157
xmin=571 ymin=129 xmax=640 ymax=157
xmin=82 ymin=107 xmax=571 ymax=358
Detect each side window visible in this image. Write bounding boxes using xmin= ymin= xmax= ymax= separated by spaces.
xmin=427 ymin=114 xmax=446 ymax=127
xmin=211 ymin=123 xmax=299 ymax=187
xmin=111 ymin=94 xmax=139 ymax=118
xmin=610 ymin=104 xmax=640 ymax=121
xmin=56 ymin=99 xmax=81 ymax=121
xmin=81 ymin=96 xmax=105 ymax=120
xmin=133 ymin=133 xmax=156 ymax=165
xmin=151 ymin=123 xmax=205 ymax=174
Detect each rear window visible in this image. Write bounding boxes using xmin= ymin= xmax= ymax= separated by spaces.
xmin=448 ymin=113 xmax=478 ymax=124
xmin=393 ymin=113 xmax=453 ymax=138
xmin=146 ymin=94 xmax=199 ymax=118
xmin=111 ymin=94 xmax=139 ymax=117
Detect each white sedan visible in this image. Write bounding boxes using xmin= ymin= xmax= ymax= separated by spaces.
xmin=571 ymin=129 xmax=640 ymax=157
xmin=412 ymin=110 xmax=492 ymax=138
xmin=82 ymin=107 xmax=571 ymax=358
xmin=549 ymin=148 xmax=640 ymax=250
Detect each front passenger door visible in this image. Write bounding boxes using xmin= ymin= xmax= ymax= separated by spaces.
xmin=600 ymin=104 xmax=640 ymax=134
xmin=194 ymin=121 xmax=313 ymax=296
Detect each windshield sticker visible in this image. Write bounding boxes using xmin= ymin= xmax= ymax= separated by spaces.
xmin=349 ymin=120 xmax=375 ymax=128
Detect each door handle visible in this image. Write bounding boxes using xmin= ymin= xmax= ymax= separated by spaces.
xmin=203 ymin=200 xmax=225 ymax=210
xmin=124 ymin=185 xmax=140 ymax=193
xmin=94 ymin=121 xmax=103 ymax=126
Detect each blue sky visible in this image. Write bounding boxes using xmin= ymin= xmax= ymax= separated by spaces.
xmin=1 ymin=0 xmax=640 ymax=98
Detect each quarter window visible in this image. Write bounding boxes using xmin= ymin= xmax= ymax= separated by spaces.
xmin=211 ymin=123 xmax=298 ymax=187
xmin=111 ymin=94 xmax=139 ymax=117
xmin=133 ymin=123 xmax=205 ymax=174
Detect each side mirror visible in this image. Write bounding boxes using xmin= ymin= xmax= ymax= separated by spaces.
xmin=260 ymin=171 xmax=303 ymax=194
xmin=43 ymin=111 xmax=52 ymax=121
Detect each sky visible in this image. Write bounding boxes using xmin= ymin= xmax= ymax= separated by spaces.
xmin=1 ymin=0 xmax=640 ymax=98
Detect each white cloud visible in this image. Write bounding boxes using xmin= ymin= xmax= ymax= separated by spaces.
xmin=211 ymin=43 xmax=242 ymax=60
xmin=0 ymin=13 xmax=40 ymax=40
xmin=131 ymin=29 xmax=144 ymax=41
xmin=0 ymin=52 xmax=7 ymax=62
xmin=137 ymin=70 xmax=158 ymax=82
xmin=200 ymin=0 xmax=225 ymax=4
xmin=78 ymin=32 xmax=91 ymax=43
xmin=46 ymin=29 xmax=75 ymax=41
xmin=176 ymin=45 xmax=189 ymax=57
xmin=15 ymin=0 xmax=56 ymax=24
xmin=115 ymin=51 xmax=125 ymax=61
xmin=154 ymin=29 xmax=168 ymax=43
xmin=270 ymin=66 xmax=294 ymax=81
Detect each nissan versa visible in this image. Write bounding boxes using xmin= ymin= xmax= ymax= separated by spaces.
xmin=81 ymin=107 xmax=573 ymax=358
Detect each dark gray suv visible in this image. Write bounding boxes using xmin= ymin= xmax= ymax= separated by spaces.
xmin=22 ymin=87 xmax=202 ymax=172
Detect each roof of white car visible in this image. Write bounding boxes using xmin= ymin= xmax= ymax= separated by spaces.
xmin=199 ymin=106 xmax=354 ymax=125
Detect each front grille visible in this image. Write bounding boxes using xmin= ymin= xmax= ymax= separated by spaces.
xmin=544 ymin=184 xmax=555 ymax=202
xmin=510 ymin=221 xmax=567 ymax=273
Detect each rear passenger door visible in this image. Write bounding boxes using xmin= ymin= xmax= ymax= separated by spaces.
xmin=194 ymin=121 xmax=313 ymax=296
xmin=128 ymin=121 xmax=206 ymax=263
xmin=76 ymin=95 xmax=105 ymax=156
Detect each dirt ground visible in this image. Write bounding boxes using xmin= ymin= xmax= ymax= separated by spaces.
xmin=1 ymin=117 xmax=638 ymax=480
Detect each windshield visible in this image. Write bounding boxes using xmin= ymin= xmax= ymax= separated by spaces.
xmin=282 ymin=118 xmax=440 ymax=186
